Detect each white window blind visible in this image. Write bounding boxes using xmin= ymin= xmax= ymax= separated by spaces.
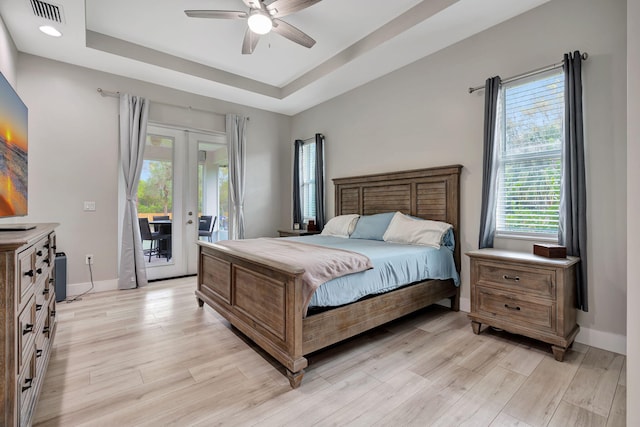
xmin=300 ymin=141 xmax=316 ymax=221
xmin=496 ymin=71 xmax=564 ymax=237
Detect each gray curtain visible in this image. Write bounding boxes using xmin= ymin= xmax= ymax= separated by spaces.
xmin=292 ymin=139 xmax=303 ymax=226
xmin=478 ymin=76 xmax=502 ymax=249
xmin=314 ymin=133 xmax=326 ymax=230
xmin=559 ymin=51 xmax=588 ymax=311
xmin=227 ymin=114 xmax=247 ymax=240
xmin=118 ymin=94 xmax=149 ymax=289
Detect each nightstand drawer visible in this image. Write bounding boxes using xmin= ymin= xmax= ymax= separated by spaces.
xmin=476 ymin=286 xmax=555 ymax=332
xmin=476 ymin=261 xmax=555 ymax=298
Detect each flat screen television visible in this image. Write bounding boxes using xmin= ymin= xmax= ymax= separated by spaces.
xmin=0 ymin=71 xmax=28 ymax=218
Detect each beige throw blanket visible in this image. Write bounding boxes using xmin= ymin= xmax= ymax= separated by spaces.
xmin=217 ymin=238 xmax=373 ymax=315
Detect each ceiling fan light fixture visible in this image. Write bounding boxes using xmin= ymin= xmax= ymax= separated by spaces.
xmin=247 ymin=11 xmax=272 ymax=35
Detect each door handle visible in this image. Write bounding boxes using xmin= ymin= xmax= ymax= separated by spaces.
xmin=187 ymin=220 xmax=193 ymax=225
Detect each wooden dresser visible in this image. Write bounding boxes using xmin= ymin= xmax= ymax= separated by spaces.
xmin=1 ymin=224 xmax=59 ymax=426
xmin=467 ymin=249 xmax=579 ymax=361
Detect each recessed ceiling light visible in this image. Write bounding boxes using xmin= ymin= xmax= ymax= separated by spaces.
xmin=39 ymin=25 xmax=62 ymax=37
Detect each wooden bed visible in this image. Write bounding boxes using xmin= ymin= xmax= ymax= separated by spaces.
xmin=196 ymin=164 xmax=462 ymax=387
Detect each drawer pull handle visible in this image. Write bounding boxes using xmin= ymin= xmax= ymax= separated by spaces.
xmin=43 ymin=288 xmax=50 ymax=295
xmin=24 ymin=269 xmax=34 ymax=277
xmin=51 ymin=310 xmax=56 ymax=317
xmin=23 ymin=324 xmax=34 ymax=335
xmin=37 ymin=250 xmax=43 ymax=256
xmin=504 ymin=304 xmax=521 ymax=311
xmin=36 ymin=304 xmax=43 ymax=311
xmin=43 ymin=326 xmax=50 ymax=334
xmin=44 ymin=258 xmax=51 ymax=265
xmin=22 ymin=378 xmax=33 ymax=392
xmin=503 ymin=275 xmax=520 ymax=282
xmin=36 ymin=268 xmax=43 ymax=275
xmin=36 ymin=349 xmax=43 ymax=358
xmin=49 ymin=278 xmax=54 ymax=284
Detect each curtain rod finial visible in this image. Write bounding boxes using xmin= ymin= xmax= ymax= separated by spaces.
xmin=582 ymin=52 xmax=589 ymax=60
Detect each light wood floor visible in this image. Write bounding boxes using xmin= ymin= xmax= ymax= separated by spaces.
xmin=34 ymin=277 xmax=626 ymax=426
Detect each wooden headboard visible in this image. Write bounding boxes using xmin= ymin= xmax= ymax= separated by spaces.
xmin=333 ymin=164 xmax=462 ymax=271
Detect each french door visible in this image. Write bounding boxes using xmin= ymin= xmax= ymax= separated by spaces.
xmin=138 ymin=124 xmax=228 ymax=280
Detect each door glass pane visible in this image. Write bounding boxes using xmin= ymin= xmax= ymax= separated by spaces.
xmin=137 ymin=134 xmax=173 ymax=265
xmin=197 ymin=140 xmax=228 ymax=243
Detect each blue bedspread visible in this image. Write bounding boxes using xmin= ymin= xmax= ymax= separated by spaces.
xmin=282 ymin=235 xmax=460 ymax=309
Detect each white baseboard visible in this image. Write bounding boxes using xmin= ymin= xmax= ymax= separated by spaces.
xmin=575 ymin=327 xmax=627 ymax=355
xmin=66 ymin=279 xmax=118 ymax=298
xmin=454 ymin=297 xmax=626 ymax=355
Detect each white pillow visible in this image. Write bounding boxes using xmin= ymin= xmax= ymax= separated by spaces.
xmin=383 ymin=212 xmax=452 ymax=248
xmin=320 ymin=214 xmax=360 ymax=238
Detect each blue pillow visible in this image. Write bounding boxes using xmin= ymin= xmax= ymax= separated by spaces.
xmin=350 ymin=212 xmax=395 ymax=240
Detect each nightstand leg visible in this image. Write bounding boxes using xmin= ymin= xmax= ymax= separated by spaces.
xmin=551 ymin=345 xmax=567 ymax=362
xmin=471 ymin=321 xmax=481 ymax=335
xmin=287 ymin=369 xmax=304 ymax=388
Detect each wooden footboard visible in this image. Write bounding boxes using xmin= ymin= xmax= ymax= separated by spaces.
xmin=197 ymin=242 xmax=459 ymax=388
xmin=196 ymin=243 xmax=308 ymax=384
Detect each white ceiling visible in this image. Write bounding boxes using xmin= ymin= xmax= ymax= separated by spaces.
xmin=0 ymin=0 xmax=550 ymax=115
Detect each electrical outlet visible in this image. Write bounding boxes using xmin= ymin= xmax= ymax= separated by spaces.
xmin=85 ymin=254 xmax=94 ymax=265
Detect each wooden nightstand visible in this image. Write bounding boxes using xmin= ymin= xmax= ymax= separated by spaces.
xmin=277 ymin=229 xmax=321 ymax=237
xmin=466 ymin=249 xmax=580 ymax=361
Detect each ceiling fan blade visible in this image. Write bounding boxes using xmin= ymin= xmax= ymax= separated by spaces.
xmin=184 ymin=10 xmax=248 ymax=19
xmin=242 ymin=27 xmax=260 ymax=54
xmin=267 ymin=0 xmax=321 ymax=18
xmin=272 ymin=19 xmax=316 ymax=48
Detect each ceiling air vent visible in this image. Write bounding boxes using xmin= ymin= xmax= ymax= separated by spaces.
xmin=29 ymin=0 xmax=64 ymax=23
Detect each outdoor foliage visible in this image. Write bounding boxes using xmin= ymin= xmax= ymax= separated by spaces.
xmin=138 ymin=160 xmax=173 ymax=214
xmin=497 ymin=73 xmax=563 ymax=235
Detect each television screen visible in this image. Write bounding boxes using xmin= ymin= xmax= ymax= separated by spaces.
xmin=0 ymin=71 xmax=28 ymax=217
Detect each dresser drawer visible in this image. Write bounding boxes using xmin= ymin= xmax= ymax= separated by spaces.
xmin=35 ymin=332 xmax=48 ymax=380
xmin=17 ymin=349 xmax=36 ymax=427
xmin=42 ymin=272 xmax=53 ymax=301
xmin=35 ymin=277 xmax=46 ymax=313
xmin=45 ymin=297 xmax=57 ymax=340
xmin=34 ymin=237 xmax=49 ymax=262
xmin=476 ymin=261 xmax=555 ymax=298
xmin=17 ymin=297 xmax=36 ymax=375
xmin=476 ymin=286 xmax=555 ymax=333
xmin=17 ymin=247 xmax=35 ymax=311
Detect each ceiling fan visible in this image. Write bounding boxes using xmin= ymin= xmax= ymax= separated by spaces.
xmin=185 ymin=0 xmax=321 ymax=55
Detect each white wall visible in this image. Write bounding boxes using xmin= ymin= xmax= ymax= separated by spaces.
xmin=291 ymin=0 xmax=627 ymax=353
xmin=0 ymin=14 xmax=17 ymax=87
xmin=627 ymin=0 xmax=638 ymax=423
xmin=13 ymin=54 xmax=290 ymax=287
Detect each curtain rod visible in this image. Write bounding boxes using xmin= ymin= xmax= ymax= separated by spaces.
xmin=96 ymin=88 xmax=250 ymax=120
xmin=468 ymin=52 xmax=589 ymax=94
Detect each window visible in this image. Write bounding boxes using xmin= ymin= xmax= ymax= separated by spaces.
xmin=299 ymin=140 xmax=316 ymax=222
xmin=495 ymin=71 xmax=564 ymax=238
